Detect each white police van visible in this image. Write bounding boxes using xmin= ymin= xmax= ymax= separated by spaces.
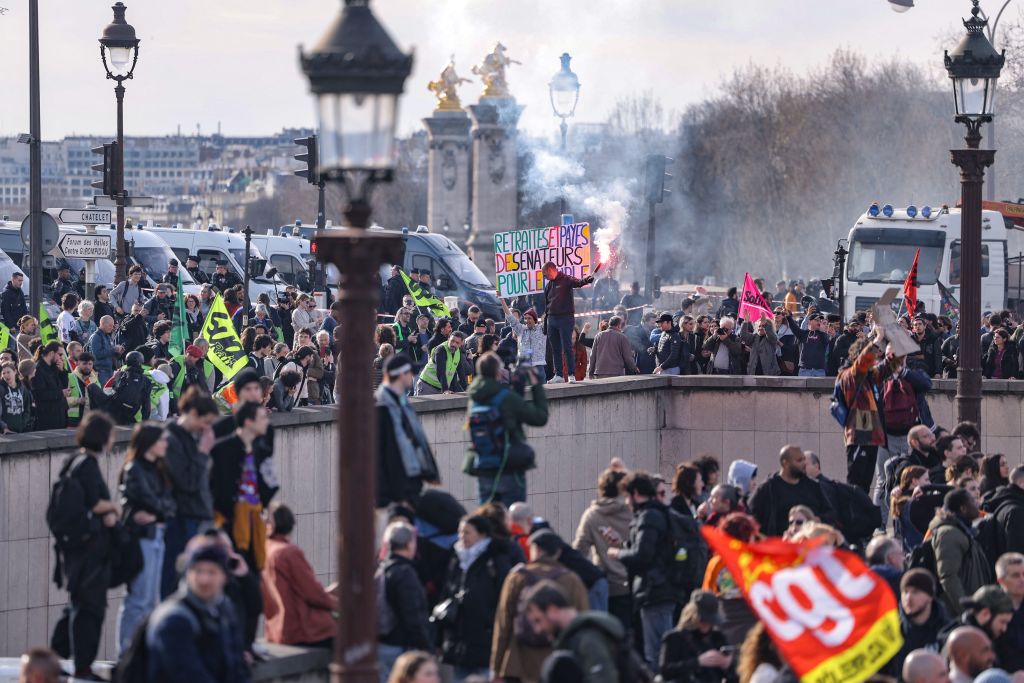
xmin=843 ymin=203 xmax=1023 ymax=316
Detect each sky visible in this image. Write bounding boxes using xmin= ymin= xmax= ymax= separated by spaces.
xmin=0 ymin=0 xmax=1012 ymax=141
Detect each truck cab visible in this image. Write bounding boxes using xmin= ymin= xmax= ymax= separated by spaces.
xmin=843 ymin=204 xmax=1011 ymax=316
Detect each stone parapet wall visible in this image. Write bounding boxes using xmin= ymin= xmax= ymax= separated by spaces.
xmin=0 ymin=375 xmax=1020 ymax=657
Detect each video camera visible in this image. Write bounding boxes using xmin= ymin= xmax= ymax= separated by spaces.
xmin=497 ymin=344 xmax=535 ymax=396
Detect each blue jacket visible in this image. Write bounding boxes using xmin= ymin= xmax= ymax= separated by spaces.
xmin=146 ymin=591 xmax=250 ymax=683
xmin=86 ymin=329 xmax=115 ymax=375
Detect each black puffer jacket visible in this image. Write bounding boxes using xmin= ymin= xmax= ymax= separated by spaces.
xmin=439 ymin=540 xmax=516 ymax=669
xmin=380 ymin=554 xmax=433 ymax=650
xmin=616 ymin=500 xmax=682 ymax=608
xmin=654 ymin=328 xmax=683 ymax=372
xmin=31 ymin=359 xmax=67 ymax=430
xmin=982 ymin=484 xmax=1024 ymax=556
xmin=0 ymin=281 xmax=26 ymax=328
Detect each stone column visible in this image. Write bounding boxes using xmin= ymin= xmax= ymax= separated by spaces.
xmin=468 ymin=97 xmax=524 ymax=280
xmin=422 ymin=111 xmax=472 ymax=248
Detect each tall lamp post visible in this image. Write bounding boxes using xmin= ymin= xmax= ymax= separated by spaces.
xmin=549 ymin=53 xmax=580 ymax=217
xmin=98 ymin=2 xmax=140 ymax=283
xmin=299 ymin=1 xmax=412 ymax=682
xmin=946 ymin=0 xmax=1004 ymax=429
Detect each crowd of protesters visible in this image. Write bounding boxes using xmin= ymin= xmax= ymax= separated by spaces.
xmin=16 ymin=261 xmax=1024 ymax=683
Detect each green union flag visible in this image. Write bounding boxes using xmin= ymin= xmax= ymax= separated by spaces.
xmin=170 ymin=271 xmax=189 ymax=357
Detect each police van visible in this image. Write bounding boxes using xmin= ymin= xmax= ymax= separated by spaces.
xmin=249 ymin=230 xmax=312 ymax=290
xmin=843 ymin=203 xmax=1024 ymax=315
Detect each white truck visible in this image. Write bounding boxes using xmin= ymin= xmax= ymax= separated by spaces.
xmin=843 ymin=203 xmax=1024 ymax=317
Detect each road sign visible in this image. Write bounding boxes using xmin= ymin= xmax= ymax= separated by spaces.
xmin=20 ymin=212 xmax=59 ymax=251
xmin=56 ymin=233 xmax=111 ymax=260
xmin=92 ymin=194 xmax=155 ymax=208
xmin=56 ymin=208 xmax=111 ymax=225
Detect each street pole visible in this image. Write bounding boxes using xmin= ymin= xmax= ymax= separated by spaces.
xmin=114 ymin=83 xmax=126 ymax=283
xmin=952 ymin=137 xmax=994 ymax=428
xmin=317 ymin=181 xmax=326 ymax=232
xmin=644 ymin=199 xmax=656 ymax=299
xmin=834 ymin=240 xmax=848 ymax=321
xmin=316 ymin=198 xmax=402 ymax=683
xmin=242 ymin=225 xmax=252 ymax=326
xmin=559 ymin=119 xmax=568 ymax=218
xmin=28 ymin=0 xmax=42 ymax=314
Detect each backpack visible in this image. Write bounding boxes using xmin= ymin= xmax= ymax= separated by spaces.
xmin=830 ymin=376 xmax=866 ymax=427
xmin=661 ymin=507 xmax=708 ymax=595
xmin=555 ymin=618 xmax=654 ymax=683
xmin=468 ymin=388 xmax=511 ymax=471
xmin=907 ymin=539 xmax=942 ymax=597
xmin=974 ymin=511 xmax=1004 ymax=573
xmin=513 ymin=564 xmax=568 ymax=647
xmin=46 ymin=455 xmax=93 ymax=562
xmin=883 ymin=376 xmax=919 ymax=434
xmin=112 ymin=370 xmax=148 ymax=423
xmin=375 ymin=561 xmax=398 ymax=638
xmin=114 ymin=598 xmax=203 ymax=683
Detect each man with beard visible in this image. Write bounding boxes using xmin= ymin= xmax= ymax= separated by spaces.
xmin=910 ymin=316 xmax=943 ymax=378
xmin=888 ymin=569 xmax=951 ymax=677
xmin=827 ymin=317 xmax=862 ymax=377
xmin=945 ymin=626 xmax=996 ymax=683
xmin=749 ymin=445 xmax=834 ymax=537
xmin=883 ymin=426 xmax=942 ymax=512
xmin=939 ymin=586 xmax=1014 ymax=662
xmin=524 ymin=581 xmax=625 ymax=683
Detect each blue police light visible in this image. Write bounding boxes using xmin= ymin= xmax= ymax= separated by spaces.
xmin=907 ymin=205 xmax=918 ymax=218
xmin=922 ymin=206 xmax=933 ymax=218
xmin=868 ymin=203 xmax=880 ymax=217
xmin=882 ymin=204 xmax=894 ymax=218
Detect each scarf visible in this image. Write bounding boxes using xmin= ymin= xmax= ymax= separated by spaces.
xmin=455 ymin=537 xmax=491 ymax=573
xmin=375 ymin=383 xmax=438 ymax=481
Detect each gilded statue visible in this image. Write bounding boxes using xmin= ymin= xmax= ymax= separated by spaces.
xmin=428 ymin=55 xmax=472 ymax=111
xmin=472 ymin=43 xmax=520 ymax=98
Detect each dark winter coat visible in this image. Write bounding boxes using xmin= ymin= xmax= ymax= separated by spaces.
xmin=616 ymin=500 xmax=682 ymax=608
xmin=379 ymin=554 xmax=432 ymax=650
xmin=376 ymin=383 xmax=439 ymax=507
xmin=209 ymin=433 xmax=279 ymax=525
xmin=983 ymin=342 xmax=1020 ymax=379
xmin=164 ymin=421 xmax=214 ymax=521
xmin=119 ymin=457 xmax=177 ymax=533
xmin=439 ymin=540 xmax=516 ymax=669
xmin=0 ymin=380 xmax=33 ymax=433
xmin=654 ymin=327 xmax=684 ymax=372
xmin=929 ymin=512 xmax=995 ymax=615
xmin=543 ymin=272 xmax=591 ymax=317
xmin=0 ymin=281 xmax=26 ymax=328
xmin=31 ymin=359 xmax=67 ymax=430
xmin=660 ymin=626 xmax=735 ymax=683
xmin=981 ymin=484 xmax=1024 ymax=556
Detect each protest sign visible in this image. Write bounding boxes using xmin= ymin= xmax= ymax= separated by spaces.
xmin=702 ymin=526 xmax=902 ymax=683
xmin=199 ymin=295 xmax=249 ymax=381
xmin=493 ymin=222 xmax=591 ymax=298
xmin=738 ymin=272 xmax=772 ymax=320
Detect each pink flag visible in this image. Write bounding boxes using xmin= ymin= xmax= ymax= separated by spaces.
xmin=738 ymin=272 xmax=772 ymax=320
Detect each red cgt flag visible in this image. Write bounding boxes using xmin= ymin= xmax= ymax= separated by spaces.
xmin=701 ymin=526 xmax=902 ymax=683
xmin=903 ymin=248 xmax=920 ymax=316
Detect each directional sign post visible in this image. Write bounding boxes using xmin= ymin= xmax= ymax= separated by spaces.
xmin=55 ymin=233 xmax=112 ymax=260
xmin=56 ymin=208 xmax=112 ymax=225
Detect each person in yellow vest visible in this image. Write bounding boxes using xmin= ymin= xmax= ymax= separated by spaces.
xmin=67 ymin=351 xmax=107 ymax=426
xmin=169 ymin=344 xmax=218 ymax=400
xmin=415 ymin=332 xmax=466 ymax=396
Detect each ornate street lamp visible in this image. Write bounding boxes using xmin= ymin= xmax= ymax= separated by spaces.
xmin=298 ymin=2 xmax=412 ymax=682
xmin=98 ymin=1 xmax=140 ymax=283
xmin=888 ymin=0 xmax=914 ymax=12
xmin=946 ymin=0 xmax=1004 ymax=429
xmin=548 ymin=52 xmax=581 ymax=151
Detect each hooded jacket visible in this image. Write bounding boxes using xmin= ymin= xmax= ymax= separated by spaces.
xmin=727 ymin=460 xmax=758 ymax=501
xmin=554 ymin=611 xmax=625 ymax=683
xmin=929 ymin=512 xmax=994 ymax=615
xmin=0 ymin=379 xmax=33 ymax=433
xmin=465 ymin=376 xmax=549 ymax=447
xmin=0 ymin=281 xmax=26 ymax=328
xmin=574 ymin=497 xmax=634 ymax=597
xmin=617 ymin=499 xmax=682 ymax=608
xmin=981 ymin=484 xmax=1024 ymax=556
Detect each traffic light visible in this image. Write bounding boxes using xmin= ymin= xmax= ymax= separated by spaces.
xmin=294 ymin=135 xmax=320 ymax=185
xmin=644 ymin=154 xmax=673 ymax=204
xmin=91 ymin=140 xmax=119 ymax=195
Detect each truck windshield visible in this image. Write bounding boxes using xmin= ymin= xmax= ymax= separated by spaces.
xmin=442 ymin=253 xmax=492 ymax=289
xmin=134 ymin=247 xmax=195 ymax=285
xmin=847 ymin=228 xmax=945 ymax=285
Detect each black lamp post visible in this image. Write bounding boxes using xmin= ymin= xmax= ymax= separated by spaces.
xmin=299 ymin=2 xmax=412 ymax=682
xmin=98 ymin=2 xmax=140 ymax=283
xmin=549 ymin=53 xmax=580 ymax=218
xmin=946 ymin=0 xmax=1005 ymax=430
xmin=242 ymin=225 xmax=252 ymax=326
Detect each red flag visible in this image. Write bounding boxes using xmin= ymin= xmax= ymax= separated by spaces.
xmin=701 ymin=526 xmax=902 ymax=683
xmin=738 ymin=272 xmax=772 ymax=320
xmin=902 ymin=248 xmax=920 ymax=316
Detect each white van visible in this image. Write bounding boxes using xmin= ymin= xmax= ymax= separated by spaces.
xmin=249 ymin=230 xmax=312 ymax=290
xmin=843 ymin=203 xmax=1022 ymax=315
xmin=144 ymin=226 xmax=284 ymax=301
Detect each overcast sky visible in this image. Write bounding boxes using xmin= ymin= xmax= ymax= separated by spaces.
xmin=0 ymin=0 xmax=1007 ymax=141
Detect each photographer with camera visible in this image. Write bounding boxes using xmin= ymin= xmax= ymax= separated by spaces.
xmin=464 ymin=351 xmax=549 ymax=504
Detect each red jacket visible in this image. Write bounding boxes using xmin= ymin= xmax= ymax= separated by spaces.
xmin=262 ymin=537 xmax=336 ymax=645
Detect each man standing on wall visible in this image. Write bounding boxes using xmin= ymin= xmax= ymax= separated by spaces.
xmin=542 ymin=262 xmax=594 ymax=384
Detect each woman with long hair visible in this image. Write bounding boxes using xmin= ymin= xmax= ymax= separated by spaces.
xmin=782 ymin=505 xmax=819 ymax=541
xmin=386 ymin=651 xmax=441 ymax=683
xmin=184 ymin=293 xmax=203 ymax=339
xmin=115 ymin=422 xmax=175 ymax=655
xmin=670 ymin=463 xmax=704 ymax=518
xmin=659 ymin=590 xmax=735 ymax=683
xmin=737 ymin=622 xmax=783 ymax=683
xmin=891 ymin=465 xmax=929 ymax=552
xmin=980 ymin=453 xmax=1009 ymax=498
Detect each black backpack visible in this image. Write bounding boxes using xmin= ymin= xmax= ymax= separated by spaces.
xmin=112 ymin=370 xmax=148 ymax=423
xmin=974 ymin=511 xmax=1004 ymax=573
xmin=907 ymin=540 xmax=941 ymax=597
xmin=114 ymin=598 xmax=203 ymax=683
xmin=661 ymin=507 xmax=708 ymax=595
xmin=46 ymin=455 xmax=94 ymax=588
